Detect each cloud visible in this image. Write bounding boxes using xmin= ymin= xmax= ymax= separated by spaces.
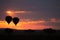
xmin=14 ymin=11 xmax=32 ymax=14
xmin=49 ymin=18 xmax=60 ymax=23
xmin=50 ymin=18 xmax=57 ymax=22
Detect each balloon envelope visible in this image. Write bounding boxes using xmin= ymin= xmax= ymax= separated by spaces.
xmin=13 ymin=17 xmax=19 ymax=25
xmin=5 ymin=16 xmax=12 ymax=24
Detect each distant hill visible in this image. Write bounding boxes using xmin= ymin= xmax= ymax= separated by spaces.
xmin=0 ymin=28 xmax=60 ymax=35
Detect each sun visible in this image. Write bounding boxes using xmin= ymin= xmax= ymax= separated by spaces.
xmin=6 ymin=11 xmax=14 ymax=16
xmin=7 ymin=11 xmax=12 ymax=13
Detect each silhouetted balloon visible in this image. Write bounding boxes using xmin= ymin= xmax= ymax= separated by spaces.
xmin=13 ymin=17 xmax=19 ymax=25
xmin=5 ymin=16 xmax=12 ymax=24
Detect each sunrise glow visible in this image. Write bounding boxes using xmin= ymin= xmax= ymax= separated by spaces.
xmin=0 ymin=20 xmax=54 ymax=30
xmin=6 ymin=11 xmax=14 ymax=16
xmin=0 ymin=0 xmax=60 ymax=30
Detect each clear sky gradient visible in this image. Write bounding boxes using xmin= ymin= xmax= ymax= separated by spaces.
xmin=0 ymin=0 xmax=60 ymax=30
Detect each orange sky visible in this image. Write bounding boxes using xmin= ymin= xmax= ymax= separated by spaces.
xmin=0 ymin=19 xmax=59 ymax=30
xmin=0 ymin=10 xmax=60 ymax=30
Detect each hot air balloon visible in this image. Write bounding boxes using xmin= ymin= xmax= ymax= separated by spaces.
xmin=5 ymin=16 xmax=12 ymax=24
xmin=13 ymin=17 xmax=19 ymax=25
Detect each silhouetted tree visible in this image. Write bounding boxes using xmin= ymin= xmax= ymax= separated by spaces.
xmin=4 ymin=28 xmax=14 ymax=34
xmin=24 ymin=29 xmax=34 ymax=33
xmin=43 ymin=28 xmax=56 ymax=34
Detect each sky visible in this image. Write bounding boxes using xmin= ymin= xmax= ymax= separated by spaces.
xmin=0 ymin=0 xmax=60 ymax=30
